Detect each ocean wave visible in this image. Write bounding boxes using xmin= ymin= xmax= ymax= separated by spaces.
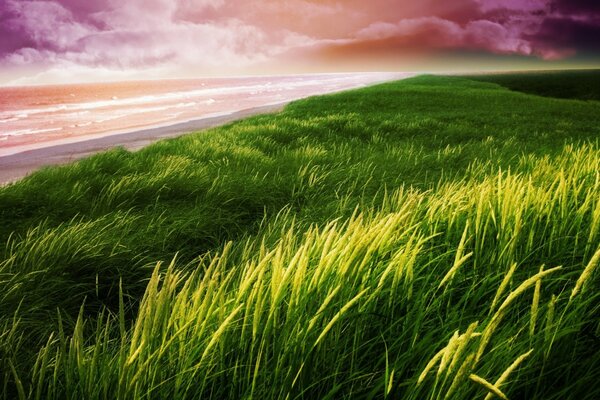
xmin=1 ymin=127 xmax=63 ymax=137
xmin=1 ymin=75 xmax=385 ymax=119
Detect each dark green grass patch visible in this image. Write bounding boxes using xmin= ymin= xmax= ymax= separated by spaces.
xmin=463 ymin=69 xmax=600 ymax=101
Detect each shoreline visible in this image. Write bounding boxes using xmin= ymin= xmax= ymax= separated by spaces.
xmin=0 ymin=73 xmax=414 ymax=185
xmin=0 ymin=102 xmax=287 ymax=185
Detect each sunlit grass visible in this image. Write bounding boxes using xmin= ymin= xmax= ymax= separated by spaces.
xmin=1 ymin=74 xmax=599 ymax=399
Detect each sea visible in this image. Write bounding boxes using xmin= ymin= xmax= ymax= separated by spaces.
xmin=0 ymin=73 xmax=407 ymax=156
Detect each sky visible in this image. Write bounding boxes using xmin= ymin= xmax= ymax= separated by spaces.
xmin=1 ymin=0 xmax=599 ymax=85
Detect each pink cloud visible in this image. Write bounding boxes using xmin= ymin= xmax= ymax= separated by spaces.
xmin=355 ymin=17 xmax=534 ymax=56
xmin=4 ymin=0 xmax=96 ymax=52
xmin=465 ymin=20 xmax=533 ymax=54
xmin=357 ymin=18 xmax=464 ymax=45
xmin=476 ymin=0 xmax=549 ymax=13
xmin=1 ymin=0 xmax=310 ymax=74
xmin=0 ymin=0 xmax=599 ymax=84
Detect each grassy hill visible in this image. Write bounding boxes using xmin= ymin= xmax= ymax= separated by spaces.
xmin=0 ymin=74 xmax=599 ymax=399
xmin=464 ymin=69 xmax=600 ymax=101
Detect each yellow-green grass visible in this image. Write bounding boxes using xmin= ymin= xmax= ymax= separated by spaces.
xmin=0 ymin=74 xmax=599 ymax=399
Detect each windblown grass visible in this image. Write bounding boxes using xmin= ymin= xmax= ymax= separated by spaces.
xmin=1 ymin=74 xmax=599 ymax=399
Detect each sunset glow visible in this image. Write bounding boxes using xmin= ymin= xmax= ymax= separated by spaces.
xmin=1 ymin=0 xmax=600 ymax=85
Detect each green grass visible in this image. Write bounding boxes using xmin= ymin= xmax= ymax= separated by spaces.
xmin=464 ymin=69 xmax=600 ymax=101
xmin=0 ymin=73 xmax=599 ymax=399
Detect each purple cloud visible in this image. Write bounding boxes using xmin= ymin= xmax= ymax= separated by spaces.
xmin=551 ymin=0 xmax=600 ymax=14
xmin=0 ymin=0 xmax=599 ymax=84
xmin=532 ymin=16 xmax=600 ymax=54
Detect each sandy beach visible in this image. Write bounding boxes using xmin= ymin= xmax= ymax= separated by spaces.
xmin=0 ymin=103 xmax=286 ymax=185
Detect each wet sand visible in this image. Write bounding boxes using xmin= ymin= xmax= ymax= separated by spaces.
xmin=0 ymin=103 xmax=286 ymax=185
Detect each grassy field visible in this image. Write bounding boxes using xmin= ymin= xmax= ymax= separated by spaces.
xmin=464 ymin=69 xmax=600 ymax=101
xmin=0 ymin=73 xmax=599 ymax=399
